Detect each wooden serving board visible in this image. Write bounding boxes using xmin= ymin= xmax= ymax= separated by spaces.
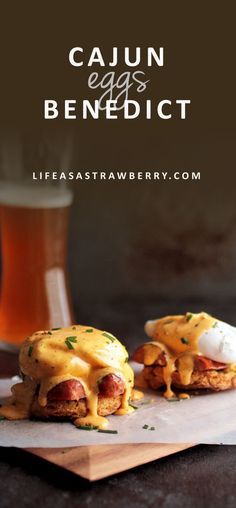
xmin=26 ymin=443 xmax=194 ymax=481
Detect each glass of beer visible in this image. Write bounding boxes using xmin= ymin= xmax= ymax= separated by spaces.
xmin=0 ymin=133 xmax=75 ymax=347
xmin=0 ymin=183 xmax=74 ymax=347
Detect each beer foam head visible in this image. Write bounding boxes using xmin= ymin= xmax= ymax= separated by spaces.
xmin=0 ymin=182 xmax=73 ymax=208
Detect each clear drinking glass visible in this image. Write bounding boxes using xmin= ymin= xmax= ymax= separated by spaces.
xmin=0 ymin=131 xmax=74 ymax=347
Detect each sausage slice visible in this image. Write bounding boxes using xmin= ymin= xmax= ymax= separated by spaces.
xmin=47 ymin=374 xmax=125 ymax=402
xmin=194 ymin=356 xmax=227 ymax=371
xmin=47 ymin=380 xmax=85 ymax=401
xmin=98 ymin=374 xmax=125 ymax=397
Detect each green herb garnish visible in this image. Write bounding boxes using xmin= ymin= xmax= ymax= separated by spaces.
xmin=77 ymin=425 xmax=98 ymax=431
xmin=142 ymin=424 xmax=149 ymax=429
xmin=150 ymin=427 xmax=155 ymax=431
xmin=125 ymin=356 xmax=129 ymax=363
xmin=28 ymin=346 xmax=33 ymax=357
xmin=65 ymin=336 xmax=77 ymax=349
xmin=47 ymin=331 xmax=52 ymax=335
xmin=213 ymin=322 xmax=218 ymax=328
xmin=97 ymin=429 xmax=118 ymax=434
xmin=129 ymin=403 xmax=138 ymax=410
xmin=102 ymin=332 xmax=116 ymax=342
xmin=51 ymin=328 xmax=61 ymax=331
xmin=85 ymin=328 xmax=93 ymax=333
xmin=181 ymin=337 xmax=189 ymax=345
xmin=65 ymin=340 xmax=74 ymax=349
xmin=186 ymin=313 xmax=193 ymax=322
xmin=0 ymin=416 xmax=6 ymax=421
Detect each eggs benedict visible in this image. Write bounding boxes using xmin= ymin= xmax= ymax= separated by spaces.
xmin=133 ymin=312 xmax=236 ymax=399
xmin=0 ymin=325 xmax=134 ymax=429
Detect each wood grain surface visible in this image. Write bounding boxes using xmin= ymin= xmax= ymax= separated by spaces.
xmin=26 ymin=443 xmax=194 ymax=481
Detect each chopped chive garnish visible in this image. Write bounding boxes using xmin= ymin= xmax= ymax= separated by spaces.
xmin=65 ymin=336 xmax=77 ymax=350
xmin=125 ymin=356 xmax=129 ymax=363
xmin=213 ymin=322 xmax=218 ymax=328
xmin=150 ymin=427 xmax=155 ymax=431
xmin=47 ymin=331 xmax=52 ymax=335
xmin=51 ymin=328 xmax=61 ymax=331
xmin=65 ymin=340 xmax=74 ymax=350
xmin=142 ymin=424 xmax=149 ymax=429
xmin=186 ymin=313 xmax=193 ymax=322
xmin=77 ymin=425 xmax=98 ymax=431
xmin=129 ymin=403 xmax=138 ymax=410
xmin=0 ymin=416 xmax=6 ymax=420
xmin=181 ymin=337 xmax=189 ymax=345
xmin=28 ymin=346 xmax=33 ymax=357
xmin=102 ymin=332 xmax=116 ymax=342
xmin=97 ymin=429 xmax=118 ymax=434
xmin=85 ymin=328 xmax=93 ymax=333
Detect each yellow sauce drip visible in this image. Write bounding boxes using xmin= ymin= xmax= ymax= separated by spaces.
xmin=0 ymin=379 xmax=36 ymax=419
xmin=144 ymin=312 xmax=216 ymax=398
xmin=0 ymin=325 xmax=134 ymax=429
xmin=178 ymin=355 xmax=194 ymax=385
xmin=143 ymin=344 xmax=162 ymax=365
xmin=163 ymin=357 xmax=176 ymax=398
xmin=116 ymin=387 xmax=135 ymax=415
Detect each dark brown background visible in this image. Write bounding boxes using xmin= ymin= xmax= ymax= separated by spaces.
xmin=0 ymin=1 xmax=235 ymax=335
xmin=1 ymin=4 xmax=236 ymax=507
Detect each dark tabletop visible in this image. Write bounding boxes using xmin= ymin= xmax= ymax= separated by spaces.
xmin=1 ymin=301 xmax=236 ymax=508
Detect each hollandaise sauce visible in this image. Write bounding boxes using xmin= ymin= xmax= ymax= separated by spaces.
xmin=0 ymin=325 xmax=134 ymax=429
xmin=145 ymin=312 xmax=216 ymax=398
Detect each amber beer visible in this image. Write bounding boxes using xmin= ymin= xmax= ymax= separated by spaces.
xmin=0 ymin=185 xmax=74 ymax=345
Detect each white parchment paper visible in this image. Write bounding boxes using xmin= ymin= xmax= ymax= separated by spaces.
xmin=1 ymin=372 xmax=236 ymax=448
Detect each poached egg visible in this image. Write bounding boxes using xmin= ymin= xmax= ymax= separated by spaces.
xmin=145 ymin=312 xmax=236 ymax=364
